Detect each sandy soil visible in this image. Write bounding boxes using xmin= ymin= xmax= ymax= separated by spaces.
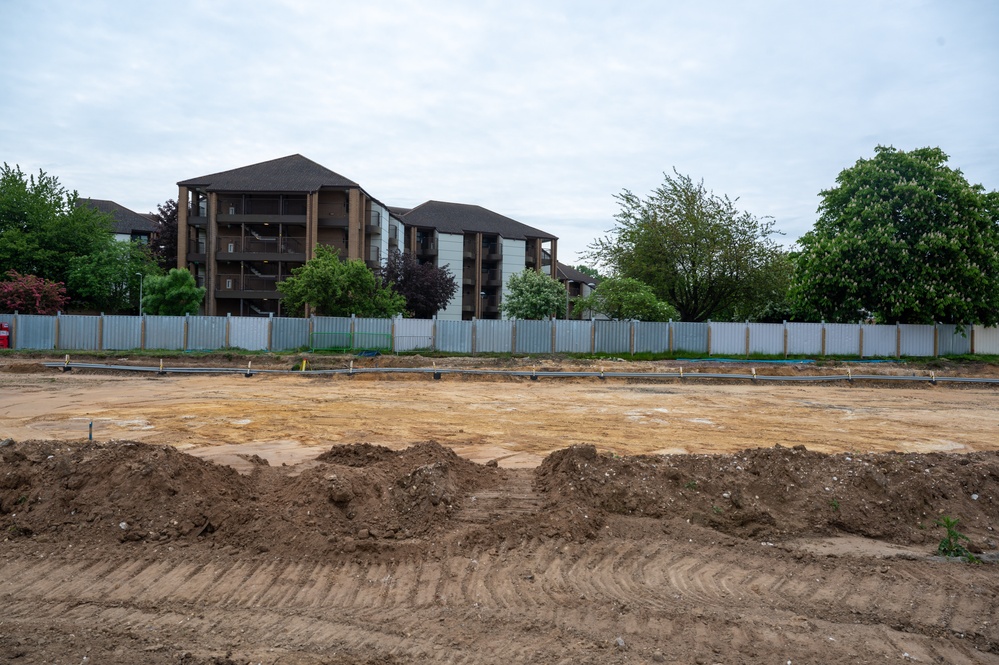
xmin=1 ymin=360 xmax=998 ymax=664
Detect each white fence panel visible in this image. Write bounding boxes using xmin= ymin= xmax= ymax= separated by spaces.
xmin=514 ymin=320 xmax=553 ymax=354
xmin=633 ymin=322 xmax=669 ymax=353
xmin=862 ymin=324 xmax=896 ymax=357
xmin=354 ymin=317 xmax=392 ymax=350
xmin=311 ymin=317 xmax=351 ymax=350
xmin=476 ymin=319 xmax=513 ymax=353
xmin=57 ymin=315 xmax=99 ymax=350
xmin=228 ymin=317 xmax=269 ymax=351
xmin=786 ymin=322 xmax=823 ymax=356
xmin=709 ymin=322 xmax=746 ymax=355
xmin=145 ymin=316 xmax=186 ymax=350
xmin=394 ymin=318 xmax=434 ymax=352
xmin=748 ymin=323 xmax=784 ymax=355
xmin=594 ymin=320 xmax=631 ymax=354
xmin=555 ymin=320 xmax=592 ymax=353
xmin=102 ymin=315 xmax=142 ymax=350
xmin=672 ymin=322 xmax=708 ymax=354
xmin=899 ymin=324 xmax=933 ymax=357
xmin=436 ymin=320 xmax=472 ymax=353
xmin=271 ymin=317 xmax=309 ymax=351
xmin=974 ymin=325 xmax=999 ymax=354
xmin=937 ymin=324 xmax=971 ymax=356
xmin=824 ymin=323 xmax=860 ymax=356
xmin=186 ymin=316 xmax=227 ymax=350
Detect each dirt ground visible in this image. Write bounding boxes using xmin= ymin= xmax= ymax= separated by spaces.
xmin=1 ymin=357 xmax=998 ymax=664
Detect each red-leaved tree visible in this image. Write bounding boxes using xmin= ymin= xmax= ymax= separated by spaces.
xmin=0 ymin=270 xmax=69 ymax=314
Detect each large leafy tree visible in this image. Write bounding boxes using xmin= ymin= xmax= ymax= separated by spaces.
xmin=278 ymin=245 xmax=406 ymax=317
xmin=501 ymin=269 xmax=567 ymax=319
xmin=142 ymin=268 xmax=206 ymax=316
xmin=0 ymin=164 xmax=115 ymax=289
xmin=381 ymin=249 xmax=457 ymax=318
xmin=572 ymin=277 xmax=678 ymax=321
xmin=791 ymin=146 xmax=999 ymax=324
xmin=585 ymin=170 xmax=787 ymax=321
xmin=149 ymin=198 xmax=178 ymax=271
xmin=67 ymin=240 xmax=162 ymax=313
xmin=0 ymin=271 xmax=69 ymax=315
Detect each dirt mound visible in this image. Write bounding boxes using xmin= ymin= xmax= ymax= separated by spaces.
xmin=536 ymin=444 xmax=999 ymax=547
xmin=315 ymin=442 xmax=395 ymax=466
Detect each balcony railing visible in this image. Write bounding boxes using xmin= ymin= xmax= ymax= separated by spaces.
xmin=417 ymin=238 xmax=437 ymax=256
xmin=217 ymin=237 xmax=304 ymax=254
xmin=188 ymin=239 xmax=207 ymax=254
xmin=217 ymin=197 xmax=307 ymax=216
xmin=216 ymin=274 xmax=282 ymax=292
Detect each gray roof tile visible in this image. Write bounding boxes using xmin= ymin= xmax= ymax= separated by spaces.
xmin=177 ymin=154 xmax=358 ymax=192
xmin=400 ymin=200 xmax=556 ymax=241
xmin=78 ymin=198 xmax=159 ymax=235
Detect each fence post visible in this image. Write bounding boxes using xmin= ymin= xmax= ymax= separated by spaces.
xmin=391 ymin=315 xmax=397 ymax=354
xmin=971 ymin=324 xmax=976 ymax=355
xmin=308 ymin=315 xmax=315 ymax=352
xmin=706 ymin=320 xmax=712 ymax=356
xmin=783 ymin=320 xmax=788 ymax=358
xmin=11 ymin=312 xmax=18 ymax=349
xmin=98 ymin=313 xmax=104 ymax=351
xmin=590 ymin=319 xmax=596 ymax=354
xmin=630 ymin=320 xmax=636 ymax=355
xmin=140 ymin=314 xmax=147 ymax=350
xmin=225 ymin=313 xmax=231 ymax=348
xmin=184 ymin=314 xmax=190 ymax=350
xmin=55 ymin=312 xmax=62 ymax=350
xmin=896 ymin=322 xmax=901 ymax=359
xmin=858 ymin=323 xmax=864 ymax=358
xmin=551 ymin=318 xmax=556 ymax=354
xmin=471 ymin=318 xmax=477 ymax=355
xmin=744 ymin=320 xmax=750 ymax=358
xmin=511 ymin=318 xmax=517 ymax=354
xmin=933 ymin=323 xmax=939 ymax=357
xmin=432 ymin=315 xmax=437 ymax=352
xmin=267 ymin=313 xmax=273 ymax=352
xmin=821 ymin=320 xmax=826 ymax=356
xmin=350 ymin=314 xmax=356 ymax=351
xmin=668 ymin=320 xmax=674 ymax=353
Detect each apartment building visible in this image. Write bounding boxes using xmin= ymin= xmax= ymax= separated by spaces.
xmin=78 ymin=198 xmax=159 ymax=244
xmin=177 ymin=155 xmax=401 ymax=316
xmin=176 ymin=155 xmax=557 ymax=319
xmin=394 ymin=201 xmax=558 ymax=320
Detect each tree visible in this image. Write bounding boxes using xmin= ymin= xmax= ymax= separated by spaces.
xmin=142 ymin=268 xmax=206 ymax=316
xmin=585 ymin=170 xmax=787 ymax=321
xmin=572 ymin=277 xmax=678 ymax=321
xmin=381 ymin=249 xmax=457 ymax=318
xmin=67 ymin=240 xmax=162 ymax=313
xmin=501 ymin=269 xmax=567 ymax=319
xmin=0 ymin=271 xmax=69 ymax=315
xmin=791 ymin=146 xmax=999 ymax=324
xmin=149 ymin=199 xmax=178 ymax=271
xmin=277 ymin=245 xmax=406 ymax=317
xmin=571 ymin=264 xmax=606 ymax=281
xmin=0 ymin=164 xmax=115 ymax=290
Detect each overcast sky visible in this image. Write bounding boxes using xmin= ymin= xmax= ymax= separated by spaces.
xmin=2 ymin=0 xmax=996 ymax=263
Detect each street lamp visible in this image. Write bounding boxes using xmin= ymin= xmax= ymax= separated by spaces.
xmin=135 ymin=272 xmax=143 ymax=316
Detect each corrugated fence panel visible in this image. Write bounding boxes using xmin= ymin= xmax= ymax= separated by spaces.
xmin=102 ymin=315 xmax=142 ymax=350
xmin=394 ymin=318 xmax=434 ymax=352
xmin=514 ymin=320 xmax=552 ymax=354
xmin=786 ymin=322 xmax=823 ymax=355
xmin=594 ymin=320 xmax=631 ymax=354
xmin=270 ymin=317 xmax=309 ymax=351
xmin=354 ymin=317 xmax=392 ymax=350
xmin=311 ymin=317 xmax=352 ymax=350
xmin=862 ymin=324 xmax=896 ymax=357
xmin=634 ymin=322 xmax=669 ymax=353
xmin=57 ymin=315 xmax=99 ymax=350
xmin=709 ymin=322 xmax=746 ymax=356
xmin=228 ymin=317 xmax=269 ymax=351
xmin=672 ymin=322 xmax=708 ymax=354
xmin=937 ymin=324 xmax=971 ymax=356
xmin=973 ymin=325 xmax=999 ymax=355
xmin=824 ymin=324 xmax=860 ymax=356
xmin=16 ymin=315 xmax=56 ymax=349
xmin=899 ymin=324 xmax=933 ymax=357
xmin=476 ymin=319 xmax=513 ymax=353
xmin=145 ymin=316 xmax=186 ymax=350
xmin=436 ymin=320 xmax=472 ymax=353
xmin=186 ymin=316 xmax=227 ymax=350
xmin=555 ymin=320 xmax=592 ymax=353
xmin=748 ymin=323 xmax=784 ymax=355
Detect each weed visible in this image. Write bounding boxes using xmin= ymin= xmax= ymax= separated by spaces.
xmin=15 ymin=495 xmax=27 ymax=505
xmin=711 ymin=505 xmax=723 ymax=515
xmin=936 ymin=516 xmax=980 ymax=563
xmin=684 ymin=481 xmax=698 ymax=490
xmin=829 ymin=498 xmax=839 ymax=511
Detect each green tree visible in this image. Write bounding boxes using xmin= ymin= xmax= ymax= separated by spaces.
xmin=585 ymin=170 xmax=787 ymax=321
xmin=791 ymin=146 xmax=999 ymax=324
xmin=142 ymin=268 xmax=206 ymax=316
xmin=571 ymin=264 xmax=606 ymax=281
xmin=67 ymin=240 xmax=162 ymax=313
xmin=501 ymin=269 xmax=566 ymax=319
xmin=0 ymin=164 xmax=115 ymax=290
xmin=277 ymin=245 xmax=405 ymax=317
xmin=573 ymin=277 xmax=678 ymax=321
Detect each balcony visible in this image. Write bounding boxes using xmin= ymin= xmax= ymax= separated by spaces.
xmin=388 ymin=224 xmax=401 ymax=247
xmin=217 ymin=236 xmax=305 ymax=261
xmin=482 ymin=243 xmax=502 ymax=261
xmin=416 ymin=239 xmax=437 ymax=258
xmin=481 ymin=269 xmax=502 ymax=287
xmin=187 ymin=239 xmax=207 ymax=260
xmin=365 ymin=246 xmax=381 ymax=269
xmin=216 ymin=274 xmax=282 ymax=299
xmin=216 ymin=196 xmax=307 ymax=225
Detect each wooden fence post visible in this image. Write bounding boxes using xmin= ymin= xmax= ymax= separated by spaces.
xmin=668 ymin=320 xmax=674 ymax=353
xmin=783 ymin=321 xmax=788 ymax=358
xmin=858 ymin=323 xmax=864 ymax=358
xmin=744 ymin=320 xmax=750 ymax=358
xmin=706 ymin=320 xmax=712 ymax=356
xmin=896 ymin=322 xmax=901 ymax=359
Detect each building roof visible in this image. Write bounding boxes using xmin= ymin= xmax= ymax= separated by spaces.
xmin=387 ymin=205 xmax=412 ymax=216
xmin=556 ymin=262 xmax=598 ymax=285
xmin=78 ymin=198 xmax=159 ymax=236
xmin=177 ymin=154 xmax=359 ymax=192
xmin=400 ymin=200 xmax=557 ymax=241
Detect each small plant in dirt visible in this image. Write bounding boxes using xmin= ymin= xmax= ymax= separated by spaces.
xmin=711 ymin=505 xmax=723 ymax=515
xmin=684 ymin=481 xmax=698 ymax=490
xmin=829 ymin=498 xmax=839 ymax=511
xmin=936 ymin=516 xmax=979 ymax=563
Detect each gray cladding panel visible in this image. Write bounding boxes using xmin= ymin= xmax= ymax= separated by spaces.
xmin=514 ymin=320 xmax=553 ymax=354
xmin=58 ymin=315 xmax=100 ymax=350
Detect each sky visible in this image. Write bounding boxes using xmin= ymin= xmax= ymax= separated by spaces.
xmin=1 ymin=0 xmax=997 ymax=264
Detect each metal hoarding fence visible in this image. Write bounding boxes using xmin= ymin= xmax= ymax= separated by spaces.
xmin=56 ymin=315 xmax=100 ymax=350
xmin=748 ymin=323 xmax=784 ymax=356
xmin=270 ymin=317 xmax=309 ymax=351
xmin=936 ymin=324 xmax=971 ymax=356
xmin=228 ymin=317 xmax=270 ymax=351
xmin=435 ymin=320 xmax=473 ymax=353
xmin=786 ymin=322 xmax=822 ymax=356
xmin=394 ymin=318 xmax=434 ymax=352
xmin=672 ymin=322 xmax=708 ymax=354
xmin=708 ymin=322 xmax=746 ymax=356
xmin=633 ymin=321 xmax=669 ymax=353
xmin=861 ymin=324 xmax=896 ymax=357
xmin=186 ymin=316 xmax=227 ymax=350
xmin=145 ymin=316 xmax=186 ymax=350
xmin=514 ymin=319 xmax=553 ymax=354
xmin=594 ymin=320 xmax=631 ymax=354
xmin=898 ymin=324 xmax=933 ymax=357
xmin=475 ymin=319 xmax=513 ymax=353
xmin=101 ymin=315 xmax=142 ymax=351
xmin=555 ymin=320 xmax=592 ymax=353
